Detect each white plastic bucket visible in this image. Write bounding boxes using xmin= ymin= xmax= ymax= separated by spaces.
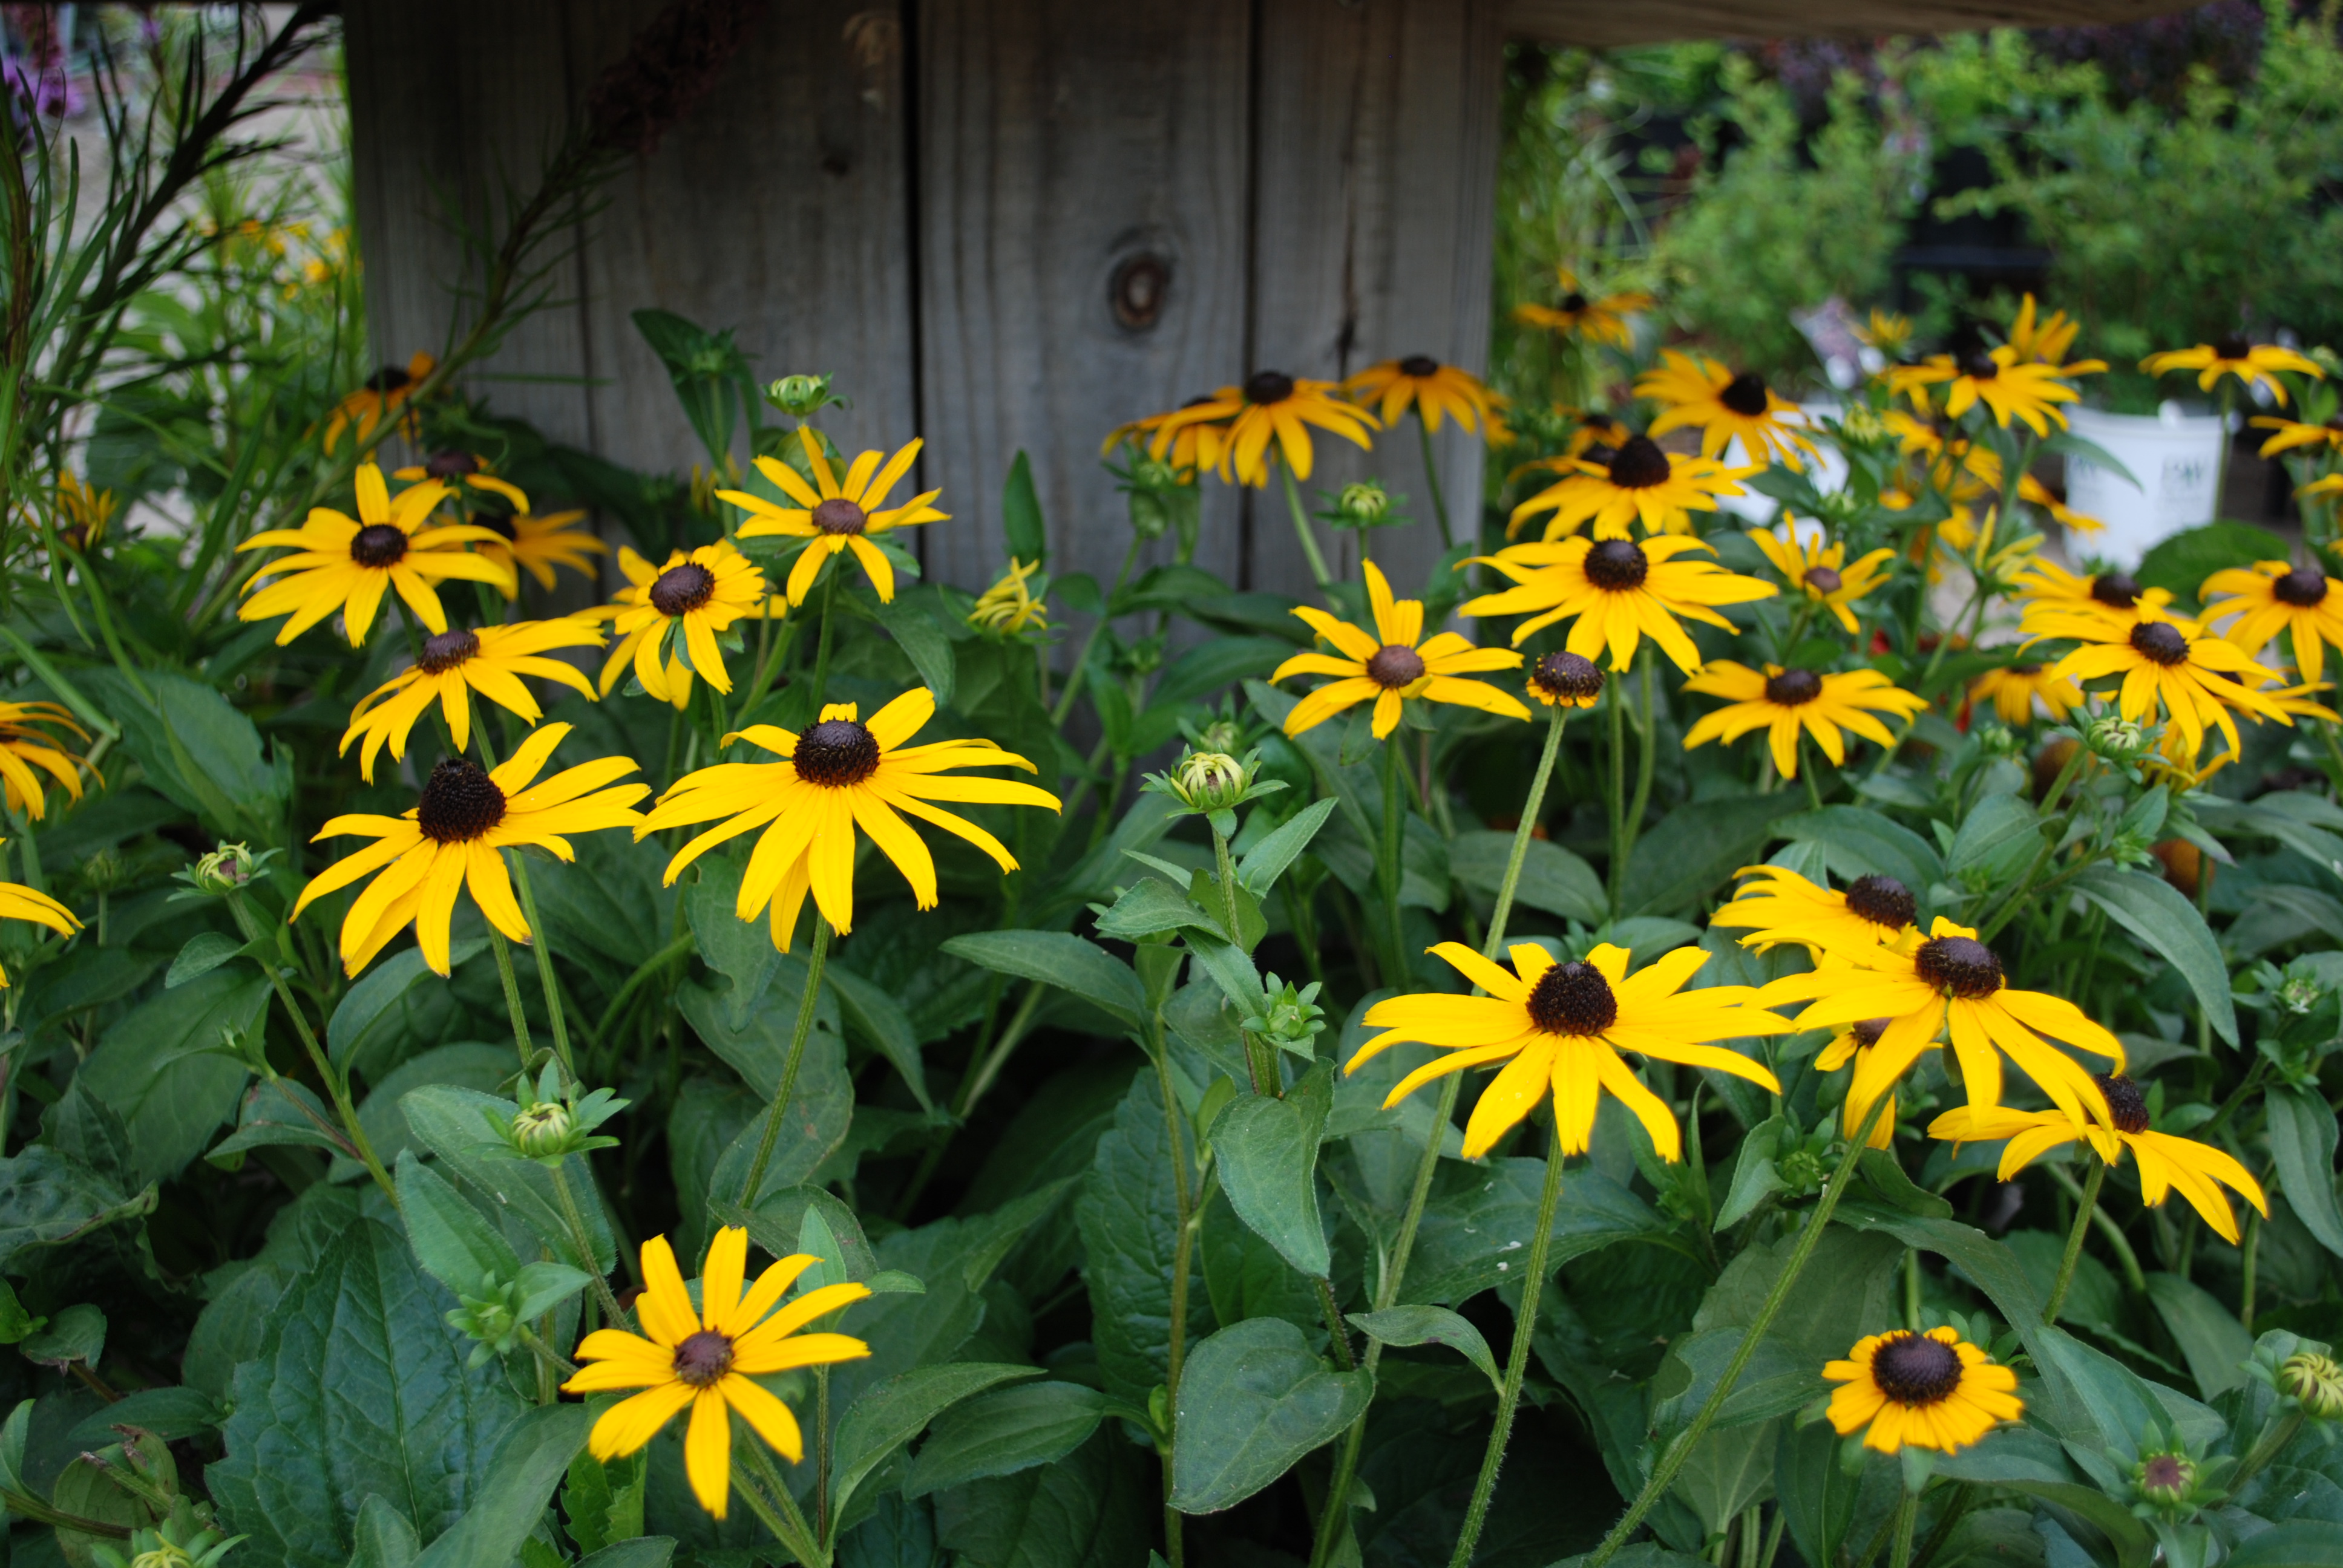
xmin=1716 ymin=401 xmax=1849 ymax=523
xmin=2063 ymin=405 xmax=2226 ymax=567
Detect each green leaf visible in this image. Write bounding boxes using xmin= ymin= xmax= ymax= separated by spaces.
xmin=2073 ymin=864 xmax=2236 ymax=1044
xmin=1947 ymin=792 xmax=2040 ymax=884
xmin=1211 ymin=1063 xmax=1334 ymax=1278
xmin=1093 ymin=877 xmax=1212 ymax=942
xmin=874 ymin=590 xmax=958 ymax=708
xmin=2266 ymin=1084 xmax=2343 ymax=1257
xmin=1168 ymin=1317 xmax=1372 ymax=1514
xmin=79 ymin=668 xmax=289 ymax=840
xmin=684 ymin=857 xmax=784 ymax=1030
xmin=2226 ymin=1524 xmax=2343 ymax=1568
xmin=77 ymin=965 xmax=267 ymax=1183
xmin=1936 ymin=1425 xmax=2154 ymax=1568
xmin=827 ymin=959 xmax=934 ymax=1113
xmin=1152 ymin=638 xmax=1293 ymax=709
xmin=211 ymin=1078 xmax=348 ymax=1161
xmin=1774 ymin=1419 xmax=1864 ymax=1568
xmin=0 ymin=1278 xmax=44 ymax=1343
xmin=1001 ymin=449 xmax=1047 ymax=566
xmin=932 ymin=1429 xmax=1153 ymax=1566
xmin=395 ymin=1151 xmax=521 ymax=1296
xmin=165 ymin=930 xmax=247 ymax=988
xmin=410 ymin=1404 xmax=590 ymax=1568
xmin=2143 ymin=1272 xmax=2253 ymax=1398
xmin=52 ymin=1429 xmax=172 ymax=1564
xmin=577 ymin=1543 xmax=675 ymax=1568
xmin=209 ymin=1215 xmax=530 ymax=1568
xmin=65 ymin=1385 xmax=221 ymax=1446
xmin=0 ymin=1146 xmax=152 ymax=1274
xmin=347 ymin=1495 xmax=421 ymax=1568
xmin=1449 ymin=829 xmax=1607 ymax=924
xmin=830 ymin=1363 xmax=1041 ymax=1522
xmin=1076 ymin=1068 xmax=1207 ymax=1405
xmin=399 ymin=1086 xmax=615 ymax=1274
xmin=1407 ymin=1159 xmax=1657 ymax=1305
xmin=1238 ymin=798 xmax=1338 ymax=897
xmin=1621 ymin=795 xmax=1809 ymax=917
xmin=903 ymin=1380 xmax=1117 ymax=1498
xmin=2137 ymin=521 xmax=2289 ymax=609
xmin=1346 ymin=1305 xmax=1500 ymax=1391
xmin=1856 ymin=1149 xmax=1954 ymax=1218
xmin=563 ymin=1443 xmax=648 ymax=1558
xmin=943 ymin=931 xmax=1146 ymax=1028
xmin=329 ymin=941 xmax=487 ymax=1067
xmin=1776 ymin=806 xmax=1944 ymax=893
xmin=19 ymin=1302 xmax=104 ymax=1370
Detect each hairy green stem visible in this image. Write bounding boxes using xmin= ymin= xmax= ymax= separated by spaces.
xmin=1418 ymin=418 xmax=1454 ymax=549
xmin=738 ymin=915 xmax=831 ymax=1206
xmin=1888 ymin=1491 xmax=1920 ymax=1568
xmin=1910 ymin=1483 xmax=1974 ymax=1568
xmin=2048 ymin=1163 xmax=2146 ymax=1292
xmin=1279 ymin=460 xmax=1336 ymax=593
xmin=1381 ymin=734 xmax=1409 ymax=989
xmin=1607 ymin=662 xmax=1629 ymax=907
xmin=2043 ymin=1157 xmax=2105 ymax=1325
xmin=490 ymin=927 xmax=537 ymax=1071
xmin=1627 ymin=653 xmax=1657 ymax=861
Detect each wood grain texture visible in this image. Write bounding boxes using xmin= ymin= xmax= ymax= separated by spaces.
xmin=1501 ymin=0 xmax=2200 ymax=47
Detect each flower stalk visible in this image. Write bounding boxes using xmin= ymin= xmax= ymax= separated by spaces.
xmin=738 ymin=912 xmax=833 ymax=1204
xmin=2043 ymin=1155 xmax=2106 ymax=1324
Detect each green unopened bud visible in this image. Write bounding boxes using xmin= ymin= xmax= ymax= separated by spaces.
xmin=1777 ymin=1148 xmax=1826 ymax=1193
xmin=2085 ymin=715 xmax=2146 ymax=760
xmin=2278 ymin=975 xmax=2327 ymax=1016
xmin=765 ymin=373 xmax=837 ymax=419
xmin=1337 ymin=482 xmax=1389 ymax=524
xmin=1176 ymin=752 xmax=1248 ymax=812
xmin=2132 ymin=1449 xmax=2199 ymax=1511
xmin=1251 ymin=975 xmax=1326 ymax=1057
xmin=512 ymin=1102 xmax=572 ymax=1158
xmin=1196 ymin=720 xmax=1242 ymax=756
xmin=131 ymin=1548 xmax=195 ymax=1568
xmin=190 ymin=842 xmax=255 ymax=894
xmin=80 ymin=847 xmax=129 ymax=893
xmin=2282 ymin=1351 xmax=2343 ymax=1419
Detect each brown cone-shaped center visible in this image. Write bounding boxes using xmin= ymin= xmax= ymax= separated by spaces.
xmin=1872 ymin=1333 xmax=1964 ymax=1405
xmin=1765 ymin=668 xmax=1823 ymax=706
xmin=1803 ymin=565 xmax=1843 ymax=595
xmin=672 ymin=1329 xmax=735 ymax=1387
xmin=793 ymin=718 xmax=882 ymax=787
xmin=418 ymin=629 xmax=479 ymax=675
xmin=425 ymin=449 xmax=480 ymax=479
xmin=2214 ymin=333 xmax=2252 ymax=362
xmin=2089 ymin=572 xmax=2143 ymax=608
xmin=1582 ymin=442 xmax=1619 ymax=466
xmin=1846 ymin=874 xmax=1917 ymax=931
xmin=1608 ymin=434 xmax=1673 ymax=489
xmin=2275 ymin=566 xmax=2329 ymax=607
xmin=1244 ymin=370 xmax=1296 ymax=405
xmin=2130 ymin=620 xmax=2189 ymax=667
xmin=1399 ymin=354 xmax=1440 ymax=377
xmin=351 ymin=524 xmax=408 ymax=568
xmin=812 ymin=497 xmax=868 ymax=535
xmin=1584 ymin=539 xmax=1649 ymax=591
xmin=1960 ymin=350 xmax=2001 ymax=381
xmin=1851 ymin=1017 xmax=1893 ymax=1049
xmin=416 ymin=758 xmax=507 ymax=844
xmin=1720 ymin=371 xmax=1771 ymax=416
xmin=1530 ymin=650 xmax=1604 ymax=703
xmin=1559 ymin=292 xmax=1588 ymax=314
xmin=1526 ymin=961 xmax=1617 ymax=1036
xmin=1915 ymin=935 xmax=2004 ymax=998
xmin=363 ymin=364 xmax=413 ymax=393
xmin=1368 ymin=644 xmax=1426 ymax=688
xmin=2096 ymin=1072 xmax=2151 ymax=1134
xmin=650 ymin=561 xmax=716 ymax=615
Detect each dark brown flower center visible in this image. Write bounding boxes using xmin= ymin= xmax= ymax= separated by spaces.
xmin=1582 ymin=442 xmax=1619 ymax=466
xmin=2140 ymin=1454 xmax=2190 ymax=1492
xmin=1851 ymin=1017 xmax=1893 ymax=1049
xmin=2130 ymin=620 xmax=2189 ymax=667
xmin=1960 ymin=350 xmax=2000 ymax=381
xmin=2214 ymin=333 xmax=2252 ymax=362
xmin=1399 ymin=354 xmax=1440 ymax=378
xmin=1559 ymin=292 xmax=1588 ymax=314
xmin=1765 ymin=668 xmax=1823 ymax=706
xmin=350 ymin=524 xmax=408 ymax=568
xmin=650 ymin=561 xmax=716 ymax=615
xmin=363 ymin=364 xmax=412 ymax=393
xmin=2096 ymin=1072 xmax=2150 ymax=1134
xmin=811 ymin=497 xmax=868 ymax=536
xmin=1584 ymin=539 xmax=1649 ymax=591
xmin=793 ymin=718 xmax=882 ymax=787
xmin=672 ymin=1328 xmax=735 ymax=1388
xmin=2274 ymin=566 xmax=2329 ymax=607
xmin=1915 ymin=935 xmax=2004 ymax=998
xmin=1803 ymin=565 xmax=1843 ymax=595
xmin=2010 ymin=661 xmax=2042 ymax=677
xmin=418 ymin=629 xmax=479 ymax=675
xmin=425 ymin=449 xmax=480 ymax=479
xmin=479 ymin=513 xmax=519 ymax=541
xmin=1526 ymin=960 xmax=1617 ymax=1036
xmin=1871 ymin=1332 xmax=1964 ymax=1405
xmin=1607 ymin=434 xmax=1673 ymax=489
xmin=2089 ymin=572 xmax=2142 ymax=609
xmin=1367 ymin=644 xmax=1426 ymax=688
xmin=1529 ymin=650 xmax=1604 ymax=703
xmin=1244 ymin=370 xmax=1296 ymax=405
xmin=1720 ymin=371 xmax=1770 ymax=417
xmin=1846 ymin=874 xmax=1917 ymax=931
xmin=416 ymin=758 xmax=507 ymax=844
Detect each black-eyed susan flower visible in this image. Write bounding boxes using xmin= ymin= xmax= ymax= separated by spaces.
xmin=1104 ymin=396 xmax=1226 ymax=476
xmin=478 ymin=506 xmax=609 ymax=594
xmin=394 ymin=449 xmax=531 ymax=514
xmin=1348 ymin=941 xmax=1786 ymax=1160
xmin=1638 ymin=350 xmax=1821 ymax=469
xmin=292 ymin=722 xmax=647 ymax=976
xmin=641 ymin=687 xmax=1061 ymax=951
xmin=323 ymin=351 xmax=434 ymax=451
xmin=1682 ymin=662 xmax=1928 ymax=778
xmin=1712 ymin=865 xmax=1919 ymax=959
xmin=2143 ymin=336 xmax=2322 ymax=405
xmin=1857 ymin=310 xmax=1912 ymax=357
xmin=2199 ymin=559 xmax=2343 ymax=685
xmin=723 ymin=430 xmax=946 ymax=605
xmin=968 ymin=558 xmax=1049 ymax=635
xmin=1151 ymin=371 xmax=1379 ymax=488
xmin=1759 ymin=916 xmax=2124 ymax=1134
xmin=1462 ymin=535 xmax=1777 ymax=673
xmin=54 ymin=470 xmax=114 ymax=553
xmin=0 ymin=851 xmax=79 ymax=987
xmin=341 ymin=619 xmax=606 ymax=781
xmin=2252 ymin=413 xmax=2343 ymax=459
xmin=1506 ymin=434 xmax=1752 ymax=541
xmin=237 ymin=465 xmax=514 ymax=645
xmin=2049 ymin=613 xmax=2292 ymax=760
xmin=1525 ymin=650 xmax=1605 ymax=708
xmin=1892 ymin=347 xmax=2086 ymax=436
xmin=1931 ymin=1074 xmax=2267 ymax=1243
xmin=565 ymin=1227 xmax=870 ymax=1518
xmin=1511 ymin=267 xmax=1651 ymax=351
xmin=2011 ymin=559 xmax=2171 ymax=639
xmin=1748 ymin=526 xmax=1893 ymax=635
xmin=0 ymin=702 xmax=93 ymax=821
xmin=1817 ymin=1018 xmax=1899 ymax=1149
xmin=1272 ymin=560 xmax=1526 ymax=739
xmin=1967 ymin=661 xmax=2083 ymax=725
xmin=593 ymin=542 xmax=770 ymax=708
xmin=1826 ymin=1327 xmax=2022 ymax=1455
xmin=1343 ymin=356 xmax=1495 ymax=434
xmin=2002 ymin=295 xmax=2087 ymax=367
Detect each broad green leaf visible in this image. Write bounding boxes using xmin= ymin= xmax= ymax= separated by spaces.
xmin=563 ymin=1445 xmax=646 ymax=1558
xmin=399 ymin=1086 xmax=615 ymax=1274
xmin=1776 ymin=805 xmax=1944 ymax=893
xmin=1093 ymin=878 xmax=1212 ymax=942
xmin=1667 ymin=1417 xmax=1781 ymax=1536
xmin=410 ymin=1405 xmax=590 ymax=1568
xmin=2143 ymin=1272 xmax=2253 ymax=1397
xmin=347 ymin=1494 xmax=421 ymax=1568
xmin=164 ymin=929 xmax=247 ymax=988
xmin=1001 ymin=449 xmax=1047 ymax=566
xmin=0 ymin=1146 xmax=152 ymax=1274
xmin=829 ymin=1363 xmax=1041 ymax=1521
xmin=1856 ymin=1149 xmax=1953 ymax=1218
xmin=902 ymin=1380 xmax=1116 ymax=1498
xmin=1238 ymin=797 xmax=1338 ymax=897
xmin=79 ymin=668 xmax=289 ymax=840
xmin=684 ymin=857 xmax=783 ymax=1030
xmin=77 ymin=965 xmax=267 ymax=1183
xmin=1937 ymin=1425 xmax=2153 ymax=1568
xmin=53 ymin=1429 xmax=172 ymax=1564
xmin=348 ymin=1044 xmax=516 ymax=1177
xmin=0 ymin=1278 xmax=42 ymax=1342
xmin=1076 ymin=1068 xmax=1208 ymax=1405
xmin=1449 ymin=829 xmax=1607 ymax=925
xmin=524 ymin=829 xmax=678 ymax=978
xmin=1346 ymin=1305 xmax=1499 ymax=1390
xmin=1947 ymin=792 xmax=2039 ymax=884
xmin=1168 ymin=1317 xmax=1371 ymax=1514
xmin=677 ymin=981 xmax=854 ymax=1206
xmin=1151 ymin=637 xmax=1292 ymax=708
xmin=2227 ymin=1524 xmax=2343 ymax=1568
xmin=577 ymin=1543 xmax=675 ymax=1568
xmin=827 ymin=959 xmax=933 ymax=1113
xmin=1620 ymin=795 xmax=1809 ymax=917
xmin=1775 ymin=1419 xmax=1863 ymax=1568
xmin=1211 ymin=1062 xmax=1334 ymax=1278
xmin=211 ymin=1078 xmax=349 ymax=1161
xmin=943 ymin=930 xmax=1146 ymax=1028
xmin=20 ymin=1303 xmax=104 ymax=1370
xmin=395 ymin=1151 xmax=520 ymax=1296
xmin=329 ymin=940 xmax=488 ymax=1067
xmin=1406 ymin=1158 xmax=1656 ymax=1304
xmin=1200 ymin=1187 xmax=1320 ymax=1336
xmin=65 ymin=1385 xmax=221 ymax=1446
xmin=2266 ymin=1084 xmax=2343 ymax=1256
xmin=874 ymin=590 xmax=957 ymax=708
xmin=2073 ymin=864 xmax=2236 ymax=1044
xmin=932 ymin=1430 xmax=1153 ymax=1567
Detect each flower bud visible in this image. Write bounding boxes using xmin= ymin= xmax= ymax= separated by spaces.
xmin=2085 ymin=715 xmax=2146 ymax=760
xmin=2278 ymin=974 xmax=2326 ymax=1016
xmin=2133 ymin=1449 xmax=2199 ymax=1510
xmin=765 ymin=373 xmax=837 ymax=418
xmin=1252 ymin=976 xmax=1326 ymax=1056
xmin=1335 ymin=482 xmax=1389 ymax=526
xmin=1197 ymin=720 xmax=1242 ymax=756
xmin=1176 ymin=752 xmax=1248 ymax=813
xmin=512 ymin=1101 xmax=574 ymax=1158
xmin=2281 ymin=1351 xmax=2343 ymax=1419
xmin=189 ymin=842 xmax=255 ymax=894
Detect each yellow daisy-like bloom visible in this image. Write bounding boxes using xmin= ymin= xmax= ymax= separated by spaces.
xmin=1857 ymin=310 xmax=1912 ymax=356
xmin=1712 ymin=864 xmax=1919 ymax=960
xmin=724 ymin=430 xmax=946 ymax=606
xmin=1347 ymin=941 xmax=1786 ymax=1160
xmin=641 ymin=688 xmax=1061 ymax=952
xmin=1817 ymin=1019 xmax=1901 ymax=1150
xmin=2199 ymin=559 xmax=2343 ymax=685
xmin=1683 ymin=662 xmax=1927 ymax=779
xmin=479 ymin=508 xmax=611 ymax=595
xmin=1149 ymin=371 xmax=1379 ymax=488
xmin=2256 ymin=676 xmax=2342 ymax=725
xmin=593 ymin=542 xmax=770 ymax=709
xmin=2003 ymin=295 xmax=2088 ymax=368
xmin=0 ymin=848 xmax=80 ymax=988
xmin=2252 ymin=413 xmax=2343 ymax=459
xmin=1104 ymin=396 xmax=1227 ymax=475
xmin=1638 ymin=350 xmax=1821 ymax=470
xmin=341 ymin=619 xmax=605 ymax=782
xmin=565 ymin=1227 xmax=870 ymax=1519
xmin=1967 ymin=662 xmax=2083 ymax=725
xmin=1506 ymin=434 xmax=1753 ymax=541
xmin=1462 ymin=534 xmax=1777 ymax=672
xmin=968 ymin=558 xmax=1049 ymax=635
xmin=237 ymin=466 xmax=515 ymax=646
xmin=322 ymin=351 xmax=434 ymax=452
xmin=1931 ymin=1073 xmax=2267 ymax=1243
xmin=2142 ymin=337 xmax=2322 ymax=406
xmin=2048 ymin=612 xmax=2292 ymax=760
xmin=54 ymin=470 xmax=114 ymax=552
xmin=1826 ymin=1327 xmax=2022 ymax=1455
xmin=1271 ymin=561 xmax=1527 ymax=739
xmin=1760 ymin=916 xmax=2123 ymax=1135
xmin=392 ymin=450 xmax=531 ymax=515
xmin=1748 ymin=526 xmax=1893 ymax=635
xmin=1511 ymin=268 xmax=1651 ymax=351
xmin=1343 ymin=356 xmax=1495 ymax=434
xmin=0 ymin=701 xmax=93 ymax=821
xmin=291 ymin=722 xmax=647 ymax=976
xmin=2011 ymin=558 xmax=2170 ymax=639
xmin=1892 ymin=347 xmax=2087 ymax=436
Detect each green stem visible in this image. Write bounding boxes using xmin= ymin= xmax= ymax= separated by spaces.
xmin=1316 ymin=1275 xmax=1355 ymax=1370
xmin=736 ymin=1440 xmax=828 ymax=1566
xmin=1627 ymin=653 xmax=1657 ymax=863
xmin=1381 ymin=734 xmax=1410 ymax=989
xmin=2215 ymin=383 xmax=2235 ymax=517
xmin=1155 ymin=1025 xmax=1196 ymax=1568
xmin=1279 ymin=460 xmax=1337 ymax=593
xmin=1910 ymin=1484 xmax=1974 ymax=1568
xmin=515 ymin=1321 xmax=580 ymax=1380
xmin=594 ymin=933 xmax=694 ymax=1042
xmin=1418 ymin=418 xmax=1454 ymax=549
xmin=506 ymin=857 xmax=576 ymax=1079
xmin=489 ymin=927 xmax=537 ymax=1072
xmin=2048 ymin=1162 xmax=2146 ymax=1293
xmin=2043 ymin=1157 xmax=2105 ymax=1325
xmin=2240 ymin=1209 xmax=2260 ymax=1331
xmin=807 ymin=569 xmax=841 ymax=708
xmin=1607 ymin=662 xmax=1629 ymax=908
xmin=738 ymin=915 xmax=831 ymax=1205
xmin=1888 ymin=1491 xmax=1919 ymax=1568
xmin=549 ymin=1159 xmax=627 ymax=1324
xmin=2234 ymin=1410 xmax=2306 ymax=1494
xmin=1447 ymin=1120 xmax=1568 ymax=1568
